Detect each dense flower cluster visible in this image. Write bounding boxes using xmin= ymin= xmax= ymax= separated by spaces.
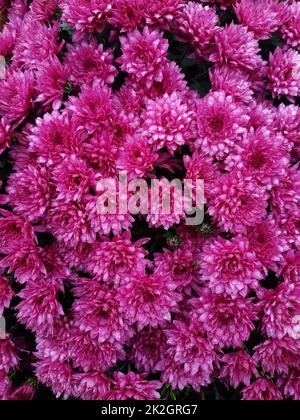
xmin=0 ymin=0 xmax=300 ymax=401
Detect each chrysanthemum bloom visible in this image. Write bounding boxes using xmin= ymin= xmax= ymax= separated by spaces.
xmin=0 ymin=276 xmax=13 ymax=316
xmin=192 ymin=292 xmax=259 ymax=348
xmin=52 ymin=155 xmax=95 ymax=202
xmin=184 ymin=152 xmax=219 ymax=200
xmin=275 ymin=104 xmax=300 ymax=160
xmin=234 ymin=0 xmax=285 ymax=40
xmin=154 ymin=245 xmax=200 ymax=290
xmin=0 ymin=334 xmax=19 ymax=373
xmin=35 ymin=322 xmax=71 ymax=364
xmin=0 ymin=240 xmax=46 ymax=284
xmin=158 ymin=320 xmax=218 ymax=391
xmin=12 ymin=20 xmax=63 ymax=70
xmin=225 ymin=128 xmax=289 ymax=190
xmin=177 ymin=2 xmax=219 ymax=59
xmin=67 ymin=81 xmax=115 ymax=136
xmin=279 ymin=251 xmax=300 ymax=286
xmin=82 ymin=133 xmax=117 ymax=176
xmin=129 ymin=328 xmax=167 ymax=373
xmin=195 ymin=91 xmax=249 ymax=160
xmin=60 ymin=0 xmax=113 ymax=39
xmin=210 ymin=66 xmax=253 ymax=104
xmin=86 ymin=233 xmax=149 ymax=285
xmin=72 ymin=372 xmax=112 ymax=400
xmin=201 ymin=236 xmax=266 ymax=298
xmin=280 ymin=1 xmax=300 ymax=50
xmin=7 ymin=165 xmax=51 ymax=223
xmin=142 ymin=92 xmax=193 ymax=154
xmin=72 ymin=282 xmax=133 ymax=345
xmin=85 ymin=194 xmax=134 ymax=237
xmin=0 ymin=117 xmax=12 ymax=154
xmin=68 ymin=326 xmax=126 ymax=372
xmin=266 ymin=48 xmax=300 ymax=101
xmin=35 ymin=58 xmax=69 ymax=111
xmin=242 ymin=379 xmax=283 ymax=401
xmin=258 ymin=282 xmax=300 ymax=340
xmin=253 ymin=337 xmax=300 ymax=376
xmin=39 ymin=244 xmax=73 ymax=289
xmin=35 ymin=359 xmax=73 ymax=399
xmin=118 ymin=269 xmax=181 ymax=330
xmin=246 ymin=217 xmax=285 ymax=271
xmin=219 ymin=352 xmax=259 ymax=388
xmin=29 ymin=0 xmax=59 ymax=22
xmin=277 ymin=368 xmax=300 ymax=400
xmin=29 ymin=112 xmax=83 ymax=167
xmin=210 ymin=23 xmax=261 ymax=71
xmin=0 ymin=70 xmax=35 ymax=127
xmin=248 ymin=100 xmax=277 ymax=130
xmin=145 ymin=0 xmax=184 ymax=28
xmin=117 ymin=134 xmax=158 ymax=180
xmin=65 ymin=41 xmax=117 ymax=86
xmin=103 ymin=372 xmax=161 ymax=400
xmin=270 ymin=166 xmax=300 ymax=216
xmin=109 ymin=0 xmax=147 ymax=32
xmin=209 ymin=173 xmax=269 ymax=234
xmin=17 ymin=282 xmax=64 ymax=336
xmin=0 ymin=210 xmax=35 ymax=246
xmin=118 ymin=27 xmax=168 ymax=89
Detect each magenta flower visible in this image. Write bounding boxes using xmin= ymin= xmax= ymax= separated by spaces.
xmin=280 ymin=1 xmax=300 ymax=50
xmin=35 ymin=359 xmax=73 ymax=399
xmin=103 ymin=372 xmax=161 ymax=400
xmin=277 ymin=369 xmax=300 ymax=401
xmin=29 ymin=0 xmax=59 ymax=22
xmin=220 ymin=352 xmax=259 ymax=388
xmin=109 ymin=0 xmax=147 ymax=32
xmin=242 ymin=379 xmax=283 ymax=401
xmin=72 ymin=372 xmax=112 ymax=400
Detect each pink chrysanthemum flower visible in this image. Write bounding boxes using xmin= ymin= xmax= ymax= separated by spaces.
xmin=234 ymin=0 xmax=285 ymax=40
xmin=158 ymin=320 xmax=218 ymax=391
xmin=0 ymin=276 xmax=13 ymax=316
xmin=129 ymin=328 xmax=167 ymax=373
xmin=109 ymin=0 xmax=147 ymax=32
xmin=270 ymin=166 xmax=300 ymax=216
xmin=104 ymin=372 xmax=161 ymax=400
xmin=280 ymin=1 xmax=300 ymax=50
xmin=279 ymin=251 xmax=300 ymax=286
xmin=117 ymin=134 xmax=158 ymax=180
xmin=0 ymin=335 xmax=19 ymax=373
xmin=35 ymin=58 xmax=69 ymax=111
xmin=60 ymin=0 xmax=113 ymax=39
xmin=142 ymin=92 xmax=193 ymax=154
xmin=29 ymin=112 xmax=83 ymax=167
xmin=267 ymin=48 xmax=300 ymax=101
xmin=246 ymin=217 xmax=285 ymax=271
xmin=7 ymin=165 xmax=51 ymax=223
xmin=72 ymin=372 xmax=112 ymax=400
xmin=242 ymin=379 xmax=283 ymax=401
xmin=210 ymin=23 xmax=261 ymax=71
xmin=86 ymin=233 xmax=149 ymax=285
xmin=253 ymin=337 xmax=300 ymax=376
xmin=0 ymin=240 xmax=46 ymax=284
xmin=276 ymin=104 xmax=300 ymax=160
xmin=195 ymin=91 xmax=249 ymax=160
xmin=201 ymin=236 xmax=265 ymax=298
xmin=154 ymin=245 xmax=200 ymax=290
xmin=192 ymin=292 xmax=259 ymax=348
xmin=277 ymin=369 xmax=300 ymax=401
xmin=35 ymin=359 xmax=73 ymax=399
xmin=40 ymin=244 xmax=73 ymax=288
xmin=72 ymin=282 xmax=133 ymax=345
xmin=277 ymin=210 xmax=300 ymax=250
xmin=219 ymin=351 xmax=259 ymax=388
xmin=209 ymin=173 xmax=269 ymax=234
xmin=118 ymin=27 xmax=168 ymax=89
xmin=68 ymin=326 xmax=126 ymax=372
xmin=12 ymin=20 xmax=63 ymax=70
xmin=118 ymin=269 xmax=181 ymax=330
xmin=177 ymin=2 xmax=219 ymax=58
xmin=145 ymin=0 xmax=184 ymax=28
xmin=65 ymin=41 xmax=117 ymax=86
xmin=17 ymin=282 xmax=64 ymax=336
xmin=35 ymin=322 xmax=71 ymax=363
xmin=225 ymin=128 xmax=289 ymax=190
xmin=82 ymin=133 xmax=117 ymax=176
xmin=29 ymin=0 xmax=59 ymax=22
xmin=0 ymin=209 xmax=35 ymax=246
xmin=210 ymin=65 xmax=253 ymax=104
xmin=0 ymin=70 xmax=35 ymax=127
xmin=258 ymin=282 xmax=300 ymax=340
xmin=248 ymin=100 xmax=277 ymax=130
xmin=52 ymin=155 xmax=95 ymax=202
xmin=0 ymin=117 xmax=12 ymax=154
